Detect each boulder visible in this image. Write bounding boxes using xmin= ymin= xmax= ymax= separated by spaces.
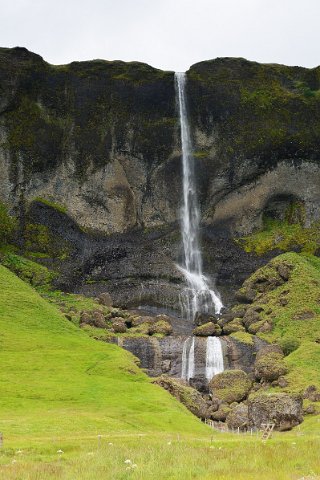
xmin=80 ymin=310 xmax=106 ymax=328
xmin=131 ymin=315 xmax=156 ymax=327
xmin=248 ymin=392 xmax=303 ymax=430
xmin=209 ymin=370 xmax=252 ymax=403
xmin=217 ymin=312 xmax=236 ymax=327
xmin=276 ymin=262 xmax=293 ymax=281
xmin=211 ymin=404 xmax=231 ymax=421
xmin=193 ymin=322 xmax=222 ymax=337
xmin=149 ymin=320 xmax=173 ymax=336
xmin=112 ymin=318 xmax=127 ymax=333
xmin=235 ymin=287 xmax=257 ymax=304
xmin=98 ymin=292 xmax=113 ymax=307
xmin=303 ymin=385 xmax=320 ymax=402
xmin=226 ymin=403 xmax=249 ymax=430
xmin=153 ymin=376 xmax=210 ymax=419
xmin=254 ymin=345 xmax=287 ymax=382
xmin=223 ymin=319 xmax=245 ymax=335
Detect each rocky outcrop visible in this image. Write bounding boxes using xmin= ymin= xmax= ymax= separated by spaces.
xmin=153 ymin=375 xmax=212 ymax=419
xmin=1 ymin=48 xmax=320 ymax=307
xmin=226 ymin=404 xmax=249 ymax=430
xmin=248 ymin=393 xmax=303 ymax=430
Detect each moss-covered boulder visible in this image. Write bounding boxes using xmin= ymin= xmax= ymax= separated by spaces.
xmin=153 ymin=375 xmax=210 ymax=419
xmin=226 ymin=403 xmax=249 ymax=430
xmin=209 ymin=370 xmax=252 ymax=403
xmin=254 ymin=345 xmax=288 ymax=382
xmin=149 ymin=320 xmax=173 ymax=336
xmin=248 ymin=392 xmax=303 ymax=430
xmin=193 ymin=322 xmax=222 ymax=336
xmin=112 ymin=318 xmax=127 ymax=334
xmin=211 ymin=403 xmax=231 ymax=421
xmin=80 ymin=310 xmax=107 ymax=329
xmin=222 ymin=318 xmax=245 ymax=335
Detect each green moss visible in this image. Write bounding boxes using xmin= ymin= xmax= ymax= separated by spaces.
xmin=0 ymin=252 xmax=56 ymax=287
xmin=209 ymin=370 xmax=252 ymax=403
xmin=237 ymin=218 xmax=320 ymax=255
xmin=230 ymin=331 xmax=254 ymax=345
xmin=32 ymin=197 xmax=67 ymax=214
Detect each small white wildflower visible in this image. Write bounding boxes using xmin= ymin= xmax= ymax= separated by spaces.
xmin=132 ymin=464 xmax=137 ymax=469
xmin=292 ymin=442 xmax=296 ymax=445
xmin=126 ymin=467 xmax=131 ymax=471
xmin=11 ymin=459 xmax=17 ymax=464
xmin=108 ymin=442 xmax=113 ymax=446
xmin=57 ymin=449 xmax=64 ymax=454
xmin=209 ymin=446 xmax=214 ymax=449
xmin=167 ymin=441 xmax=172 ymax=445
xmin=16 ymin=450 xmax=22 ymax=455
xmin=219 ymin=447 xmax=222 ymax=450
xmin=87 ymin=452 xmax=94 ymax=456
xmin=124 ymin=459 xmax=132 ymax=464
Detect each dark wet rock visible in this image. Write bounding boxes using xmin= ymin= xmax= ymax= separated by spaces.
xmin=248 ymin=392 xmax=303 ymax=430
xmin=235 ymin=287 xmax=257 ymax=304
xmin=209 ymin=369 xmax=252 ymax=403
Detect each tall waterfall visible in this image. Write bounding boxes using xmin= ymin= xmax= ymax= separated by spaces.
xmin=205 ymin=337 xmax=224 ymax=381
xmin=175 ymin=72 xmax=223 ymax=322
xmin=181 ymin=337 xmax=195 ymax=381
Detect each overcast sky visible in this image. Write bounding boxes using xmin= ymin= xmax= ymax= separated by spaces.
xmin=1 ymin=0 xmax=320 ymax=71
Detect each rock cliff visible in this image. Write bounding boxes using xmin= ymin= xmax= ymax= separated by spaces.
xmin=1 ymin=47 xmax=319 ymax=308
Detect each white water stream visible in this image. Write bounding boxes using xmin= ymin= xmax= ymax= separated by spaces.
xmin=205 ymin=337 xmax=224 ymax=381
xmin=181 ymin=337 xmax=195 ymax=381
xmin=175 ymin=72 xmax=223 ymax=322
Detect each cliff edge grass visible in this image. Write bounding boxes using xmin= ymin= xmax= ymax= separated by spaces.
xmin=0 ymin=265 xmax=207 ymax=445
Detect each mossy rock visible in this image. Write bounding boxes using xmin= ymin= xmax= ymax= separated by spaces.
xmin=193 ymin=322 xmax=222 ymax=337
xmin=149 ymin=320 xmax=172 ymax=336
xmin=254 ymin=345 xmax=288 ymax=382
xmin=211 ymin=403 xmax=231 ymax=421
xmin=209 ymin=370 xmax=252 ymax=403
xmin=223 ymin=318 xmax=245 ymax=335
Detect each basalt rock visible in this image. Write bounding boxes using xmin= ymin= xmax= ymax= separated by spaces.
xmin=1 ymin=49 xmax=320 ymax=308
xmin=254 ymin=345 xmax=288 ymax=382
xmin=226 ymin=403 xmax=249 ymax=430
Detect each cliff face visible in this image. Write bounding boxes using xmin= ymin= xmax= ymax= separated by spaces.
xmin=1 ymin=48 xmax=320 ymax=307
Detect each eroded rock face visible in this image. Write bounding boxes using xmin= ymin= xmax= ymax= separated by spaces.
xmin=248 ymin=393 xmax=303 ymax=430
xmin=1 ymin=49 xmax=320 ymax=307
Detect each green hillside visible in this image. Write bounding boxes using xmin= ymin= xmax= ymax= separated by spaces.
xmin=0 ymin=265 xmax=206 ymax=444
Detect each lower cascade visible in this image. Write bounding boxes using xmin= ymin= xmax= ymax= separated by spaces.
xmin=205 ymin=337 xmax=224 ymax=381
xmin=181 ymin=337 xmax=195 ymax=381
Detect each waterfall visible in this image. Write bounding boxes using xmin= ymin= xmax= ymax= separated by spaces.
xmin=175 ymin=72 xmax=223 ymax=322
xmin=181 ymin=337 xmax=195 ymax=381
xmin=205 ymin=337 xmax=224 ymax=381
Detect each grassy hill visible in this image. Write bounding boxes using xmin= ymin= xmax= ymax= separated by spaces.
xmin=0 ymin=264 xmax=207 ymax=444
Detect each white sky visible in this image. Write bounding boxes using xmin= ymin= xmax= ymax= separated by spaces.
xmin=1 ymin=0 xmax=320 ymax=71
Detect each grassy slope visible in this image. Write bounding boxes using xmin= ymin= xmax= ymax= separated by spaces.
xmin=0 ymin=265 xmax=207 ymax=443
xmin=251 ymin=252 xmax=320 ymax=391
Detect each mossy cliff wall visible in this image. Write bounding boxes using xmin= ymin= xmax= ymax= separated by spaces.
xmin=0 ymin=48 xmax=319 ymax=305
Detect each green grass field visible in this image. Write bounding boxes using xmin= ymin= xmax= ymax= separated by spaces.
xmin=0 ymin=262 xmax=319 ymax=479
